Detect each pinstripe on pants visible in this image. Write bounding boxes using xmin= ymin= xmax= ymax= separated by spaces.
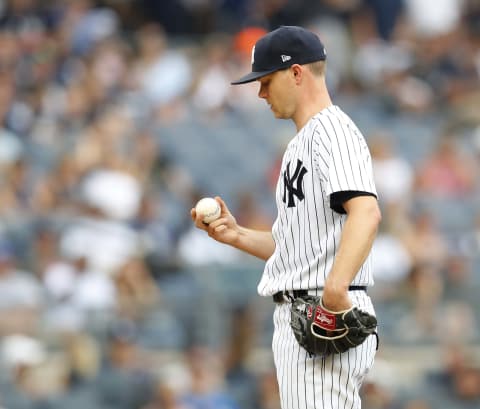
xmin=272 ymin=291 xmax=377 ymax=409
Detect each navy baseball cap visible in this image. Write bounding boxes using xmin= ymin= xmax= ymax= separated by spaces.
xmin=231 ymin=25 xmax=327 ymax=85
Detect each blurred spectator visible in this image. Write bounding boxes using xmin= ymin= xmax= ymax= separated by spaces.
xmin=459 ymin=211 xmax=480 ymax=257
xmin=395 ymin=263 xmax=444 ymax=342
xmin=130 ymin=23 xmax=193 ymax=120
xmin=27 ymin=222 xmax=60 ymax=278
xmin=94 ymin=320 xmax=155 ymax=409
xmin=415 ymin=132 xmax=477 ymax=198
xmin=29 ymin=155 xmax=81 ymax=217
xmin=178 ymin=346 xmax=240 ymax=409
xmin=365 ymin=0 xmax=404 ymax=41
xmin=142 ymin=361 xmax=191 ymax=409
xmin=256 ymin=368 xmax=280 ymax=409
xmin=131 ymin=191 xmax=178 ymax=274
xmin=361 ymin=377 xmax=397 ymax=409
xmin=361 ymin=357 xmax=401 ymax=408
xmin=400 ymin=211 xmax=449 ymax=270
xmin=42 ymin=249 xmax=116 ymax=334
xmin=350 ymin=7 xmax=415 ymax=91
xmin=233 ymin=190 xmax=273 ymax=231
xmin=142 ymin=377 xmax=189 ymax=409
xmin=224 ymin=306 xmax=260 ymax=409
xmin=402 ymin=399 xmax=432 ymax=409
xmin=442 ymin=253 xmax=479 ymax=305
xmin=176 ymin=223 xmax=244 ymax=266
xmin=370 ymin=231 xmax=413 ymax=301
xmin=370 ymin=131 xmax=414 ymax=228
xmin=191 ymin=33 xmax=232 ymax=117
xmin=114 ymin=257 xmax=160 ymax=322
xmin=81 ymin=168 xmax=142 ymax=222
xmin=403 ymin=0 xmax=464 ymax=38
xmin=0 ymin=241 xmax=44 ymax=336
xmin=308 ymin=16 xmax=353 ymax=93
xmin=232 ymin=26 xmax=267 ymax=59
xmin=0 ymin=128 xmax=23 ymax=171
xmin=71 ymin=106 xmax=139 ymax=175
xmin=0 ymin=334 xmax=51 ymax=409
xmin=451 ymin=366 xmax=480 ymax=407
xmin=425 ymin=343 xmax=480 ymax=408
xmin=439 ymin=301 xmax=478 ymax=342
xmin=59 ymin=187 xmax=141 ymax=277
xmin=370 ymin=132 xmax=414 ymax=202
xmin=58 ymin=0 xmax=120 ymax=56
xmin=0 ymin=158 xmax=32 ymax=221
xmin=136 ymin=0 xmax=218 ymax=35
xmin=60 ymin=331 xmax=100 ymax=385
xmin=87 ymin=38 xmax=130 ymax=97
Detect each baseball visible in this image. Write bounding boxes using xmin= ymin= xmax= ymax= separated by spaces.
xmin=195 ymin=197 xmax=221 ymax=224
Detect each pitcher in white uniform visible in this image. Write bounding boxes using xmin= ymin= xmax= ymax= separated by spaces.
xmin=191 ymin=25 xmax=382 ymax=409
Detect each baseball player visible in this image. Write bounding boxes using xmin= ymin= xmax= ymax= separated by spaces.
xmin=191 ymin=26 xmax=381 ymax=409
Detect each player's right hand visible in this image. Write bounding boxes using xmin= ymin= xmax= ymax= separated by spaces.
xmin=191 ymin=196 xmax=240 ymax=245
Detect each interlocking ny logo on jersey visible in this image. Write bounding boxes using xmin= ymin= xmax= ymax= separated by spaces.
xmin=282 ymin=159 xmax=308 ymax=208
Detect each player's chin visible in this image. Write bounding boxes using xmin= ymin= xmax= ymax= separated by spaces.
xmin=270 ymin=109 xmax=283 ymax=118
xmin=270 ymin=108 xmax=288 ymax=119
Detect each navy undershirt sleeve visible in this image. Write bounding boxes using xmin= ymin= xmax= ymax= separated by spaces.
xmin=330 ymin=190 xmax=377 ymax=214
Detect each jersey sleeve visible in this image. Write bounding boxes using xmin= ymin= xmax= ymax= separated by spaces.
xmin=313 ymin=114 xmax=377 ymax=197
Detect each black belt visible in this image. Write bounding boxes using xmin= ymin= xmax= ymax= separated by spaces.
xmin=272 ymin=286 xmax=367 ymax=303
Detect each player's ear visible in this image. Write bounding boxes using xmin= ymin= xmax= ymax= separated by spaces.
xmin=290 ymin=64 xmax=303 ymax=84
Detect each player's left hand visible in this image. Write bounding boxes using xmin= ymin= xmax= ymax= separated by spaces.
xmin=290 ymin=295 xmax=377 ymax=356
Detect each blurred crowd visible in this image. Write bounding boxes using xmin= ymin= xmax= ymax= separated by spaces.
xmin=0 ymin=0 xmax=479 ymax=408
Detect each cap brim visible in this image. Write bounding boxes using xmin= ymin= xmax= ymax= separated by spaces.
xmin=231 ymin=68 xmax=279 ymax=85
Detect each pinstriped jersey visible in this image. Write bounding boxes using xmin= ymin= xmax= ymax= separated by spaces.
xmin=258 ymin=105 xmax=377 ymax=296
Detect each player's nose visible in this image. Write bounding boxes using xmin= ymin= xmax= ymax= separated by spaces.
xmin=258 ymin=84 xmax=268 ymax=99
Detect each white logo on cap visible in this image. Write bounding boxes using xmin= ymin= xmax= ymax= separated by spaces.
xmin=251 ymin=46 xmax=255 ymax=64
xmin=281 ymin=54 xmax=291 ymax=62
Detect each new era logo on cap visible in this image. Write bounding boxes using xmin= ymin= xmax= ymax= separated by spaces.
xmin=232 ymin=25 xmax=327 ymax=85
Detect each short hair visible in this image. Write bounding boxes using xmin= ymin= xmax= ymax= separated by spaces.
xmin=305 ymin=60 xmax=326 ymax=76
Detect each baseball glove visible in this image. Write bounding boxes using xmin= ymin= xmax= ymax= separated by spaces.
xmin=290 ymin=295 xmax=378 ymax=356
